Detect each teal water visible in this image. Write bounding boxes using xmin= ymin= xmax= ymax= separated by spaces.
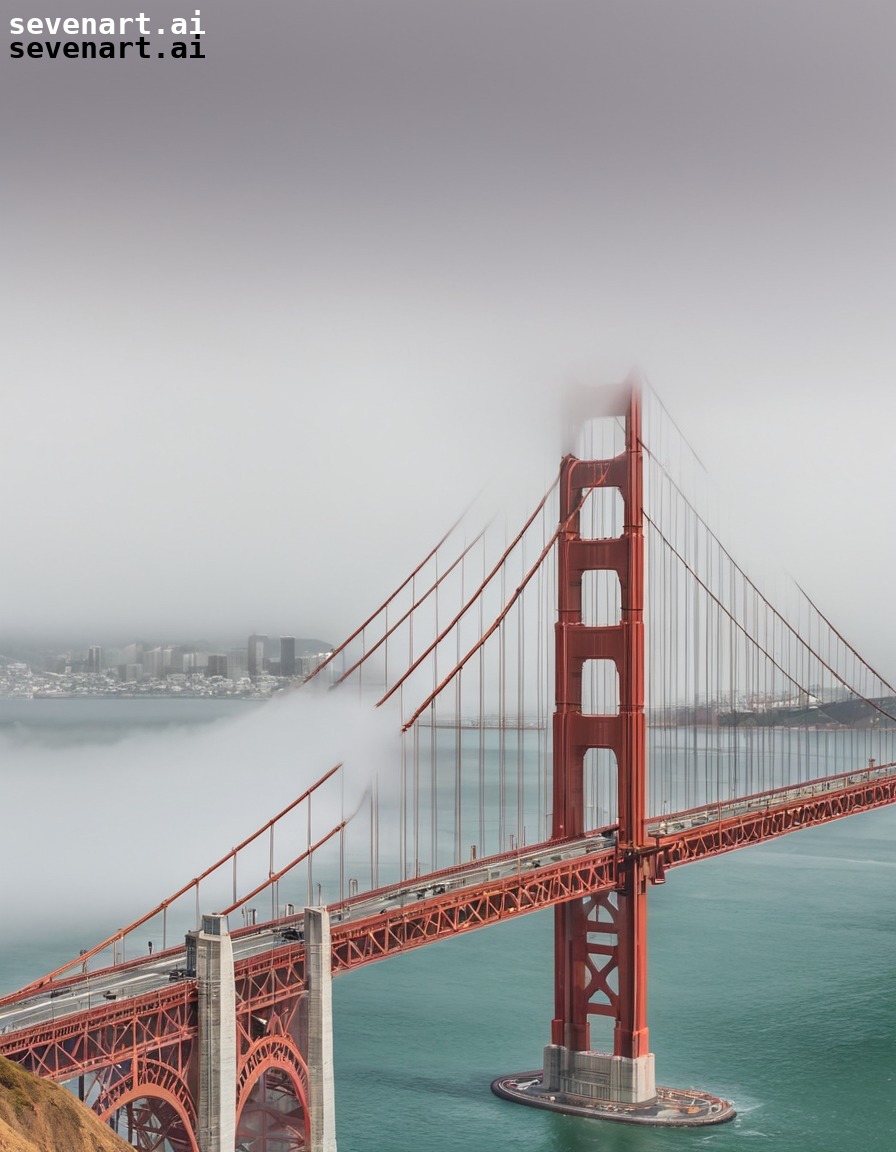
xmin=332 ymin=808 xmax=896 ymax=1152
xmin=1 ymin=702 xmax=894 ymax=1151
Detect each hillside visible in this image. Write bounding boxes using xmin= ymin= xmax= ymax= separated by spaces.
xmin=0 ymin=1056 xmax=132 ymax=1152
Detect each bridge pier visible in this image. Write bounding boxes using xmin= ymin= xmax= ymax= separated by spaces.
xmin=189 ymin=914 xmax=237 ymax=1152
xmin=305 ymin=906 xmax=338 ymax=1152
xmin=542 ymin=1045 xmax=655 ymax=1103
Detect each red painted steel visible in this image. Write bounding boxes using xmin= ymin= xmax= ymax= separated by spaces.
xmin=329 ymin=848 xmax=618 ymax=974
xmin=656 ymin=769 xmax=896 ymax=868
xmin=551 ymin=385 xmax=651 ymax=1060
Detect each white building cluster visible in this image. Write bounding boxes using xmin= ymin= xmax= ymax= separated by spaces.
xmin=0 ymin=636 xmax=333 ymax=700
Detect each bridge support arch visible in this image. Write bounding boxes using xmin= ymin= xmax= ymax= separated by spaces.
xmin=236 ymin=1035 xmax=309 ymax=1152
xmin=74 ymin=908 xmax=334 ymax=1152
xmin=97 ymin=1067 xmax=199 ymax=1152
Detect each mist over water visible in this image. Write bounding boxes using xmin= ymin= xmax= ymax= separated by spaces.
xmin=0 ymin=693 xmax=398 ymax=935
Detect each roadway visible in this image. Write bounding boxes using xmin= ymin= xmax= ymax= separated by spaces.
xmin=0 ymin=831 xmax=617 ymax=1040
xmin=646 ymin=760 xmax=896 ymax=839
xmin=4 ymin=760 xmax=895 ymax=1045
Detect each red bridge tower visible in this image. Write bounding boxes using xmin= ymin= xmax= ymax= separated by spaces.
xmin=494 ymin=383 xmax=733 ymax=1124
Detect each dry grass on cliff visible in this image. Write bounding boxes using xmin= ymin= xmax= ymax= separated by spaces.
xmin=0 ymin=1055 xmax=132 ymax=1152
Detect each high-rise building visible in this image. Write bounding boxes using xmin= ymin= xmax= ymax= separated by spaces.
xmin=182 ymin=650 xmax=208 ymax=673
xmin=87 ymin=646 xmax=102 ymax=673
xmin=227 ymin=649 xmax=247 ymax=681
xmin=248 ymin=634 xmax=267 ymax=678
xmin=163 ymin=646 xmax=185 ymax=674
xmin=207 ymin=654 xmax=228 ymax=677
xmin=280 ymin=636 xmax=297 ymax=677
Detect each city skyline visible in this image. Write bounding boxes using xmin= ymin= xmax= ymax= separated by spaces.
xmin=0 ymin=633 xmax=335 ymax=701
xmin=0 ymin=634 xmax=333 ymax=674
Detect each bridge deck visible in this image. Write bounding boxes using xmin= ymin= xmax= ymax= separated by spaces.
xmin=2 ymin=761 xmax=896 ymax=1082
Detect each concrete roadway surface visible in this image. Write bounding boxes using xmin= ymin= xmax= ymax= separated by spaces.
xmin=0 ymin=929 xmax=281 ymax=1036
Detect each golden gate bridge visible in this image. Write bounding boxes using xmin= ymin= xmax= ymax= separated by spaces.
xmin=2 ymin=381 xmax=895 ymax=1150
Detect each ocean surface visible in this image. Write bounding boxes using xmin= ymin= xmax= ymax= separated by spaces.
xmin=1 ymin=698 xmax=894 ymax=1152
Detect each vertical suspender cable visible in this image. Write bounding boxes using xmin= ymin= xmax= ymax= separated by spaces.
xmin=499 ymin=517 xmax=507 ymax=851
xmin=400 ymin=686 xmax=407 ymax=884
xmin=518 ymin=541 xmax=525 ymax=846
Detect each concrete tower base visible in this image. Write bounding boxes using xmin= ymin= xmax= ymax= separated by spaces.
xmin=492 ymin=1046 xmax=735 ymax=1127
xmin=543 ymin=1044 xmax=656 ymax=1103
xmin=190 ymin=914 xmax=237 ymax=1152
xmin=305 ymin=907 xmax=337 ymax=1152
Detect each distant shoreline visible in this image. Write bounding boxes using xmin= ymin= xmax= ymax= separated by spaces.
xmin=23 ymin=693 xmax=265 ymax=701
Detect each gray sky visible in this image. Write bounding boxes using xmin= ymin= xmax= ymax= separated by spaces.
xmin=2 ymin=2 xmax=895 ymax=673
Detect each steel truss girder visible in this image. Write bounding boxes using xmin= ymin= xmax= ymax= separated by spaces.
xmin=97 ymin=1057 xmax=199 ymax=1151
xmin=0 ymin=986 xmax=196 ymax=1082
xmin=236 ymin=956 xmax=306 ymax=1019
xmin=329 ymin=850 xmax=619 ymax=973
xmin=7 ymin=775 xmax=895 ymax=1070
xmin=659 ymin=776 xmax=896 ymax=868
